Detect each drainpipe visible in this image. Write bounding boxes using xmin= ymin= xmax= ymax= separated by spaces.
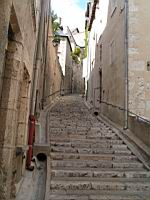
xmin=41 ymin=1 xmax=51 ymax=109
xmin=26 ymin=0 xmax=45 ymax=170
xmin=26 ymin=115 xmax=35 ymax=170
xmin=30 ymin=0 xmax=45 ymax=115
xmin=124 ymin=0 xmax=129 ymax=129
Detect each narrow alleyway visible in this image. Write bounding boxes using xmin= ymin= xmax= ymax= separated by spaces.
xmin=47 ymin=95 xmax=150 ymax=200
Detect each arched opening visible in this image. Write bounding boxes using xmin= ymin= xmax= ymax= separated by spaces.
xmin=37 ymin=153 xmax=47 ymax=162
xmin=94 ymin=111 xmax=99 ymax=116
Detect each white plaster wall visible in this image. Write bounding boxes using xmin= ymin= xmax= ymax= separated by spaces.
xmin=58 ymin=39 xmax=67 ymax=75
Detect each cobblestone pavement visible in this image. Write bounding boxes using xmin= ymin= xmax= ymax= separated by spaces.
xmin=48 ymin=95 xmax=150 ymax=200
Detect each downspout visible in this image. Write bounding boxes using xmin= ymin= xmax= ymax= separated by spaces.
xmin=124 ymin=0 xmax=129 ymax=129
xmin=30 ymin=0 xmax=45 ymax=115
xmin=26 ymin=0 xmax=44 ymax=170
xmin=41 ymin=1 xmax=51 ymax=109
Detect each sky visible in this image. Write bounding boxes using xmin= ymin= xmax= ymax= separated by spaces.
xmin=78 ymin=0 xmax=88 ymax=9
xmin=51 ymin=0 xmax=88 ymax=31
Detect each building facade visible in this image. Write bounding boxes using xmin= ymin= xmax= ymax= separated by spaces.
xmin=67 ymin=28 xmax=85 ymax=94
xmin=57 ymin=28 xmax=85 ymax=95
xmin=85 ymin=0 xmax=109 ymax=103
xmin=86 ymin=0 xmax=150 ymax=146
xmin=0 ymin=0 xmax=63 ymax=199
xmin=57 ymin=35 xmax=73 ymax=94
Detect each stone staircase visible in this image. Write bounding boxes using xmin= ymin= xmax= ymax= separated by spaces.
xmin=48 ymin=96 xmax=150 ymax=200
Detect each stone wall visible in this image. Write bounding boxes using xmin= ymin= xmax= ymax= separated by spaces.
xmin=128 ymin=0 xmax=150 ymax=119
xmin=64 ymin=38 xmax=73 ymax=94
xmin=43 ymin=19 xmax=63 ymax=106
xmin=32 ymin=3 xmax=63 ymax=117
xmin=128 ymin=116 xmax=150 ymax=148
xmin=88 ymin=0 xmax=126 ymax=127
xmin=0 ymin=1 xmax=37 ymax=199
xmin=0 ymin=0 xmax=11 ymax=99
xmin=87 ymin=0 xmax=150 ymax=148
xmin=0 ymin=0 xmax=61 ymax=199
xmin=72 ymin=62 xmax=85 ymax=94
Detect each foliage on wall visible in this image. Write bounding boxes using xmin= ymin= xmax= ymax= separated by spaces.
xmin=71 ymin=47 xmax=82 ymax=64
xmin=84 ymin=27 xmax=88 ymax=58
xmin=51 ymin=10 xmax=61 ymax=44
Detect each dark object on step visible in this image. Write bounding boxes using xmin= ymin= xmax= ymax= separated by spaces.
xmin=94 ymin=111 xmax=99 ymax=116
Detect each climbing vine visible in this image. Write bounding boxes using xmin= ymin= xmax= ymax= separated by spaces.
xmin=71 ymin=47 xmax=82 ymax=64
xmin=51 ymin=10 xmax=61 ymax=44
xmin=84 ymin=27 xmax=88 ymax=58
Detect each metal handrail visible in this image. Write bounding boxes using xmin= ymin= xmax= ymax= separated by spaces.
xmin=45 ymin=89 xmax=72 ymax=99
xmin=92 ymin=86 xmax=150 ymax=125
xmin=99 ymin=100 xmax=150 ymax=125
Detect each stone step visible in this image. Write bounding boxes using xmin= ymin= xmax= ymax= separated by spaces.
xmin=49 ymin=194 xmax=142 ymax=200
xmin=48 ymin=96 xmax=150 ymax=200
xmin=50 ymin=152 xmax=137 ymax=161
xmin=51 ymin=169 xmax=150 ymax=178
xmin=50 ymin=146 xmax=132 ymax=155
xmin=50 ymin=138 xmax=123 ymax=145
xmin=50 ymin=141 xmax=127 ymax=149
xmin=50 ymin=179 xmax=150 ymax=191
xmin=52 ymin=167 xmax=147 ymax=172
xmin=49 ymin=189 xmax=150 ymax=197
xmin=51 ymin=160 xmax=144 ymax=169
xmin=50 ymin=133 xmax=119 ymax=140
xmin=52 ymin=177 xmax=150 ymax=182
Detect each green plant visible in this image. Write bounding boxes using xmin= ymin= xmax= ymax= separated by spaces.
xmin=84 ymin=27 xmax=88 ymax=58
xmin=71 ymin=47 xmax=81 ymax=64
xmin=51 ymin=10 xmax=61 ymax=43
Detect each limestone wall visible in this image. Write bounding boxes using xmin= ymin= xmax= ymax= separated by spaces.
xmin=88 ymin=0 xmax=150 ymax=148
xmin=64 ymin=38 xmax=73 ymax=94
xmin=88 ymin=0 xmax=126 ymax=126
xmin=72 ymin=62 xmax=85 ymax=94
xmin=128 ymin=116 xmax=150 ymax=147
xmin=0 ymin=0 xmax=58 ymax=199
xmin=128 ymin=0 xmax=150 ymax=119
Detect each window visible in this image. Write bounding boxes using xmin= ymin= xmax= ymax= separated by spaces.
xmin=110 ymin=40 xmax=115 ymax=65
xmin=110 ymin=0 xmax=117 ymax=16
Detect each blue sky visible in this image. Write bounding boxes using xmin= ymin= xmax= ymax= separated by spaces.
xmin=51 ymin=0 xmax=87 ymax=31
xmin=78 ymin=0 xmax=88 ymax=10
xmin=51 ymin=0 xmax=109 ymax=31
